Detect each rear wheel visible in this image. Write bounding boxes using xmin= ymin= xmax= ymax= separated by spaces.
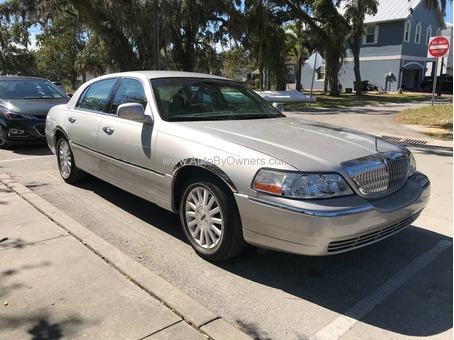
xmin=422 ymin=84 xmax=432 ymax=92
xmin=180 ymin=177 xmax=246 ymax=261
xmin=56 ymin=137 xmax=85 ymax=183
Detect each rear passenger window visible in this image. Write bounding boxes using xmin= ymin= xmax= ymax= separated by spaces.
xmin=77 ymin=78 xmax=117 ymax=112
xmin=111 ymin=78 xmax=147 ymax=114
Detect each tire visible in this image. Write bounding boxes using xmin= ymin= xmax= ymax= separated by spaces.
xmin=422 ymin=84 xmax=432 ymax=92
xmin=179 ymin=177 xmax=246 ymax=261
xmin=56 ymin=137 xmax=85 ymax=184
xmin=0 ymin=126 xmax=11 ymax=149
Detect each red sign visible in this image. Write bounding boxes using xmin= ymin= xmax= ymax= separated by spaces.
xmin=428 ymin=36 xmax=450 ymax=58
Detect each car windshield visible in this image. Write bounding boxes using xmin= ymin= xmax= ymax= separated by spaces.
xmin=150 ymin=77 xmax=284 ymax=121
xmin=0 ymin=79 xmax=67 ymax=100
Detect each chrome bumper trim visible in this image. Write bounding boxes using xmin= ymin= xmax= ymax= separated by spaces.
xmin=248 ymin=197 xmax=373 ymax=217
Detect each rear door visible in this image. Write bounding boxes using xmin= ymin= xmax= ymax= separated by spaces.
xmin=64 ymin=77 xmax=118 ymax=174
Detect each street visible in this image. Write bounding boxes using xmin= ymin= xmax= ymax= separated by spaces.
xmin=0 ymin=111 xmax=452 ymax=339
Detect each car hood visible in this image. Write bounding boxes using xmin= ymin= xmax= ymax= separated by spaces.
xmin=0 ymin=98 xmax=69 ymax=118
xmin=175 ymin=117 xmax=401 ymax=171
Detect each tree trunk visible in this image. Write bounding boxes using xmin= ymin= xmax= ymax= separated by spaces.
xmin=353 ymin=52 xmax=362 ymax=95
xmin=296 ymin=57 xmax=303 ymax=91
xmin=348 ymin=34 xmax=363 ymax=96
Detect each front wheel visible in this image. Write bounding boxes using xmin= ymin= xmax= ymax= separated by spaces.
xmin=56 ymin=137 xmax=85 ymax=183
xmin=180 ymin=177 xmax=246 ymax=261
xmin=0 ymin=126 xmax=11 ymax=149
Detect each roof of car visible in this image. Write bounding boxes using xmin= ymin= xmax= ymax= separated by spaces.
xmin=0 ymin=76 xmax=48 ymax=81
xmin=98 ymin=70 xmax=227 ymax=81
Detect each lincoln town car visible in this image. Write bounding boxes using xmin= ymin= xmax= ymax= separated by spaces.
xmin=45 ymin=71 xmax=430 ymax=261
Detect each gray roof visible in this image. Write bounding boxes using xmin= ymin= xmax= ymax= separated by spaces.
xmin=364 ymin=0 xmax=423 ymax=23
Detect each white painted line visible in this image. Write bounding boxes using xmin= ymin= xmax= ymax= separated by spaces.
xmin=0 ymin=155 xmax=53 ymax=163
xmin=429 ymin=44 xmax=449 ymax=50
xmin=310 ymin=240 xmax=453 ymax=340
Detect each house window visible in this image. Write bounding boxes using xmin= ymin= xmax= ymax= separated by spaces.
xmin=415 ymin=23 xmax=422 ymax=44
xmin=404 ymin=21 xmax=411 ymax=42
xmin=363 ymin=25 xmax=379 ymax=44
xmin=426 ymin=25 xmax=432 ymax=44
xmin=316 ymin=66 xmax=325 ymax=80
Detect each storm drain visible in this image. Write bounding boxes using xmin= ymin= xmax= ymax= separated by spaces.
xmin=380 ymin=135 xmax=428 ymax=146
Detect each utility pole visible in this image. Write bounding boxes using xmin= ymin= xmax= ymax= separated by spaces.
xmin=153 ymin=0 xmax=160 ymax=70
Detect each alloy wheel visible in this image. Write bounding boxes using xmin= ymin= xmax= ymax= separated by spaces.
xmin=58 ymin=139 xmax=72 ymax=179
xmin=184 ymin=186 xmax=224 ymax=250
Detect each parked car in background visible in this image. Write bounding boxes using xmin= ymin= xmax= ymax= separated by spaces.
xmin=420 ymin=74 xmax=453 ymax=93
xmin=0 ymin=76 xmax=69 ymax=148
xmin=52 ymin=81 xmax=64 ymax=89
xmin=45 ymin=71 xmax=430 ymax=261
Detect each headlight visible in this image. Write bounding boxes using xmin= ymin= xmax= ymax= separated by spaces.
xmin=252 ymin=169 xmax=353 ymax=199
xmin=0 ymin=106 xmax=35 ymax=120
xmin=6 ymin=112 xmax=35 ymax=120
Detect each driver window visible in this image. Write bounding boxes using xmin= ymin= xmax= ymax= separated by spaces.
xmin=111 ymin=78 xmax=147 ymax=114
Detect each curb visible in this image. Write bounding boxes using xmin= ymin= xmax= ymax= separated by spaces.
xmin=0 ymin=172 xmax=252 ymax=340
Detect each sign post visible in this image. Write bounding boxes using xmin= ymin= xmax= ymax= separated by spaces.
xmin=427 ymin=36 xmax=450 ymax=106
xmin=307 ymin=52 xmax=323 ymax=107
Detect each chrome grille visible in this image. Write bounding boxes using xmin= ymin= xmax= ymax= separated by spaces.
xmin=327 ymin=211 xmax=421 ymax=253
xmin=387 ymin=155 xmax=409 ymax=191
xmin=342 ymin=151 xmax=410 ymax=196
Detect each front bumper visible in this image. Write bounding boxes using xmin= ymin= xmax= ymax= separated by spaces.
xmin=235 ymin=172 xmax=430 ymax=256
xmin=1 ymin=119 xmax=46 ymax=142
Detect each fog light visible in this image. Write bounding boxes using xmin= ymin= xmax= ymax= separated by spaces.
xmin=8 ymin=129 xmax=25 ymax=136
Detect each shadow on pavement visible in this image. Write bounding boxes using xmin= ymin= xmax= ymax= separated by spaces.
xmin=409 ymin=143 xmax=453 ymax=157
xmin=28 ymin=319 xmax=63 ymax=339
xmin=75 ymin=178 xmax=184 ymax=241
xmin=219 ymin=227 xmax=452 ymax=338
xmin=8 ymin=145 xmax=52 ymax=156
xmin=0 ymin=313 xmax=85 ymax=339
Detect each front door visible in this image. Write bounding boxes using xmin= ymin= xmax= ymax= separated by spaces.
xmin=97 ymin=78 xmax=158 ymax=202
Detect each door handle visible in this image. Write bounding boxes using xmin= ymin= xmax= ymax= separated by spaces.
xmin=68 ymin=117 xmax=76 ymax=123
xmin=102 ymin=126 xmax=114 ymax=135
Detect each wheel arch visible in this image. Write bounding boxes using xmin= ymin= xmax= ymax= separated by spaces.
xmin=53 ymin=127 xmax=69 ymax=146
xmin=171 ymin=160 xmax=238 ymax=212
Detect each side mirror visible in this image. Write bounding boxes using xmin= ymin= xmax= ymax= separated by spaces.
xmin=272 ymin=102 xmax=284 ymax=113
xmin=117 ymin=103 xmax=151 ymax=124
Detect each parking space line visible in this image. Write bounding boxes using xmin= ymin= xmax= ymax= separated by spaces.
xmin=310 ymin=240 xmax=453 ymax=340
xmin=0 ymin=155 xmax=53 ymax=163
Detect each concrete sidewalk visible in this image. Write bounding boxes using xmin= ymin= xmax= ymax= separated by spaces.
xmin=0 ymin=172 xmax=251 ymax=340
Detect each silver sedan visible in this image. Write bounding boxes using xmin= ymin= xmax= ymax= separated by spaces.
xmin=45 ymin=71 xmax=430 ymax=261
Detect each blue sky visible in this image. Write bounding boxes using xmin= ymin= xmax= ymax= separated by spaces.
xmin=445 ymin=2 xmax=453 ymax=23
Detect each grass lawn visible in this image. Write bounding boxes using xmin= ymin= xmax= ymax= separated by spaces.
xmin=396 ymin=103 xmax=453 ymax=128
xmin=396 ymin=103 xmax=453 ymax=140
xmin=284 ymin=92 xmax=433 ymax=110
